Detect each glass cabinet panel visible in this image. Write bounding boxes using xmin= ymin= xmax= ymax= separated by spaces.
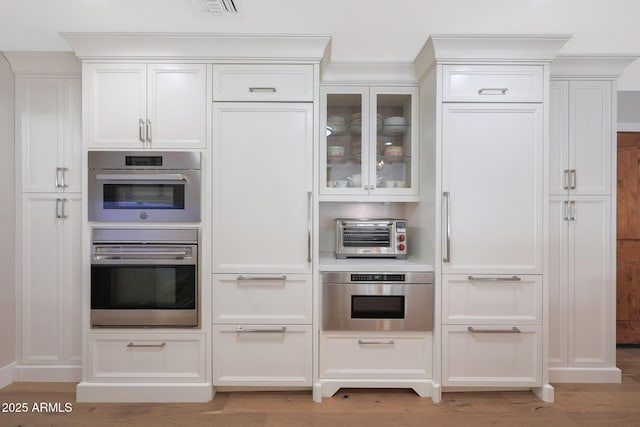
xmin=326 ymin=93 xmax=364 ymax=189
xmin=375 ymin=94 xmax=412 ymax=190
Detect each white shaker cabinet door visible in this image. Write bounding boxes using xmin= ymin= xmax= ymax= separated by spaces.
xmin=212 ymin=103 xmax=313 ymax=274
xmin=441 ymin=103 xmax=543 ymax=275
xmin=146 ymin=64 xmax=207 ymax=148
xmin=21 ymin=194 xmax=82 ymax=365
xmin=84 ymin=63 xmax=147 ymax=148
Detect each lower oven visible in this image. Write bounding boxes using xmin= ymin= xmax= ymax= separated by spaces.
xmin=322 ymin=272 xmax=434 ymax=331
xmin=90 ymin=227 xmax=199 ymax=327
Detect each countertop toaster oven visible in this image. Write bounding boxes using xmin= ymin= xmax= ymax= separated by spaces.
xmin=335 ymin=218 xmax=407 ymax=259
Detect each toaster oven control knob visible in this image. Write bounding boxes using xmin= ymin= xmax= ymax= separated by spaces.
xmin=398 ymin=243 xmax=406 ymax=251
xmin=398 ymin=235 xmax=405 ymax=242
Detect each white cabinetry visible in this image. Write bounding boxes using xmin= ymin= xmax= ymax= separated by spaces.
xmin=211 ymin=68 xmax=314 ymax=387
xmin=547 ymin=57 xmax=628 ymax=382
xmin=12 ymin=64 xmax=83 ymax=381
xmin=20 ymin=194 xmax=82 ymax=369
xmin=441 ymin=103 xmax=543 ymax=275
xmin=84 ymin=63 xmax=207 ymax=149
xmin=420 ymin=36 xmax=569 ymax=401
xmin=16 ymin=78 xmax=82 ymax=193
xmin=212 ymin=103 xmax=313 ymax=274
xmin=320 ymin=86 xmax=419 ymax=201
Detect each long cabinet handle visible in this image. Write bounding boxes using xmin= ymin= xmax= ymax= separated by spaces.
xmin=249 ymin=87 xmax=277 ymax=93
xmin=478 ymin=88 xmax=508 ymax=95
xmin=563 ymin=200 xmax=570 ymax=221
xmin=564 ymin=200 xmax=576 ymax=221
xmin=55 ymin=167 xmax=68 ymax=188
xmin=236 ymin=326 xmax=286 ymax=333
xmin=443 ymin=192 xmax=451 ymax=263
xmin=55 ymin=198 xmax=68 ymax=219
xmin=236 ymin=275 xmax=287 ymax=282
xmin=307 ymin=191 xmax=312 ymax=263
xmin=468 ymin=326 xmax=521 ymax=334
xmin=358 ymin=339 xmax=394 ymax=345
xmin=467 ymin=275 xmax=521 ymax=282
xmin=569 ymin=169 xmax=577 ymax=190
xmin=563 ymin=169 xmax=570 ymax=190
xmin=139 ymin=118 xmax=145 ymax=143
xmin=146 ymin=119 xmax=152 ymax=143
xmin=127 ymin=342 xmax=166 ymax=348
xmin=571 ymin=200 xmax=576 ymax=221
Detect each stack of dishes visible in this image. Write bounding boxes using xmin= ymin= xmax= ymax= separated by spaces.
xmin=327 ymin=116 xmax=347 ymax=136
xmin=327 ymin=145 xmax=346 ymax=163
xmin=383 ymin=116 xmax=407 ymax=136
xmin=350 ymin=139 xmax=362 ymax=159
xmin=349 ymin=112 xmax=362 ymax=134
xmin=384 ymin=145 xmax=404 ymax=162
xmin=376 ymin=113 xmax=384 ymax=134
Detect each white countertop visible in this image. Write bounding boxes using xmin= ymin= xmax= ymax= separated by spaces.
xmin=319 ymin=252 xmax=434 ymax=272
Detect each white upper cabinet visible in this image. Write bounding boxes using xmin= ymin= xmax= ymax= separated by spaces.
xmin=320 ymin=86 xmax=419 ymax=201
xmin=84 ymin=63 xmax=207 ymax=149
xmin=549 ymin=80 xmax=612 ymax=196
xmin=212 ymin=64 xmax=313 ymax=102
xmin=441 ymin=103 xmax=543 ymax=275
xmin=16 ymin=78 xmax=82 ymax=193
xmin=212 ymin=102 xmax=313 ymax=274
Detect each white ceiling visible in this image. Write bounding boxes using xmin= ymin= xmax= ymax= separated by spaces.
xmin=2 ymin=0 xmax=640 ymax=89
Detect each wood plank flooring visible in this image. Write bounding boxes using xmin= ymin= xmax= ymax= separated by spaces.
xmin=2 ymin=348 xmax=639 ymax=426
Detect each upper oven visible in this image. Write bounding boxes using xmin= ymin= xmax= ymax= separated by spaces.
xmin=88 ymin=151 xmax=201 ymax=222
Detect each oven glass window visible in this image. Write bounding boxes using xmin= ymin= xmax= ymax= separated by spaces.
xmin=103 ymin=183 xmax=185 ymax=210
xmin=91 ymin=265 xmax=196 ymax=309
xmin=351 ymin=295 xmax=405 ymax=319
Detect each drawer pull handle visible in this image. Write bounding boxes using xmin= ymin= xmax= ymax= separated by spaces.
xmin=467 ymin=327 xmax=521 ymax=334
xmin=467 ymin=276 xmax=521 ymax=282
xmin=478 ymin=88 xmax=508 ymax=95
xmin=126 ymin=342 xmax=166 ymax=348
xmin=249 ymin=87 xmax=277 ymax=93
xmin=358 ymin=339 xmax=394 ymax=345
xmin=236 ymin=275 xmax=287 ymax=283
xmin=237 ymin=326 xmax=287 ymax=333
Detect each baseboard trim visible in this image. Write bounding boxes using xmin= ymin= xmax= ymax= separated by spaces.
xmin=549 ymin=366 xmax=622 ymax=383
xmin=13 ymin=365 xmax=82 ymax=382
xmin=0 ymin=362 xmax=15 ymax=389
xmin=76 ymin=382 xmax=213 ymax=402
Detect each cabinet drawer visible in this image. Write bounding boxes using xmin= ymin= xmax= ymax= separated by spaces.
xmin=442 ymin=325 xmax=542 ymax=387
xmin=212 ymin=65 xmax=314 ymax=101
xmin=320 ymin=332 xmax=432 ymax=379
xmin=213 ymin=274 xmax=312 ymax=324
xmin=213 ymin=324 xmax=312 ymax=386
xmin=442 ymin=65 xmax=543 ymax=102
xmin=88 ymin=333 xmax=205 ymax=383
xmin=442 ymin=275 xmax=542 ymax=324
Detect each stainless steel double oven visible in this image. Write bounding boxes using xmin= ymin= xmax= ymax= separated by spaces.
xmin=88 ymin=151 xmax=201 ymax=328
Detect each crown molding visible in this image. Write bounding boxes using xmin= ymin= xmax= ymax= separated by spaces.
xmin=551 ymin=54 xmax=640 ymax=79
xmin=3 ymin=52 xmax=81 ymax=76
xmin=61 ymin=32 xmax=331 ymax=62
xmin=321 ymin=61 xmax=417 ymax=85
xmin=414 ymin=34 xmax=572 ymax=78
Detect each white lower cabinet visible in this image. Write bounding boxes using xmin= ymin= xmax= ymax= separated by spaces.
xmin=87 ymin=333 xmax=206 ymax=383
xmin=213 ymin=274 xmax=312 ymax=324
xmin=212 ymin=325 xmax=312 ymax=386
xmin=442 ymin=325 xmax=542 ymax=387
xmin=320 ymin=332 xmax=432 ymax=379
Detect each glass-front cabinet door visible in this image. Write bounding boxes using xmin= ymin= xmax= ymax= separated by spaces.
xmin=320 ymin=86 xmax=418 ymax=200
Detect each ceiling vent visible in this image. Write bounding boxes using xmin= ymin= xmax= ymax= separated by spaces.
xmin=192 ymin=0 xmax=239 ymax=14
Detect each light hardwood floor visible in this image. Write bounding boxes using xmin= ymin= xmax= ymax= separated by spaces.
xmin=1 ymin=348 xmax=639 ymax=426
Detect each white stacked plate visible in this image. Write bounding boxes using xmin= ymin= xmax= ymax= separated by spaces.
xmin=383 ymin=116 xmax=407 ymax=136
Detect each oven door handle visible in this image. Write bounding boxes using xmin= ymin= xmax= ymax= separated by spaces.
xmin=95 ymin=173 xmax=188 ymax=182
xmin=94 ymin=251 xmax=190 ymax=259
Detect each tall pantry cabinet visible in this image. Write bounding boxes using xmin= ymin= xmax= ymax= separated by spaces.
xmin=548 ymin=55 xmax=638 ymax=383
xmin=211 ymin=64 xmax=315 ymax=387
xmin=8 ymin=53 xmax=83 ymax=381
xmin=416 ymin=35 xmax=570 ymax=402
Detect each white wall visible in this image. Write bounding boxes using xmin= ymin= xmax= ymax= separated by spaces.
xmin=618 ymin=91 xmax=640 ymax=131
xmin=0 ymin=54 xmax=15 ymax=373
